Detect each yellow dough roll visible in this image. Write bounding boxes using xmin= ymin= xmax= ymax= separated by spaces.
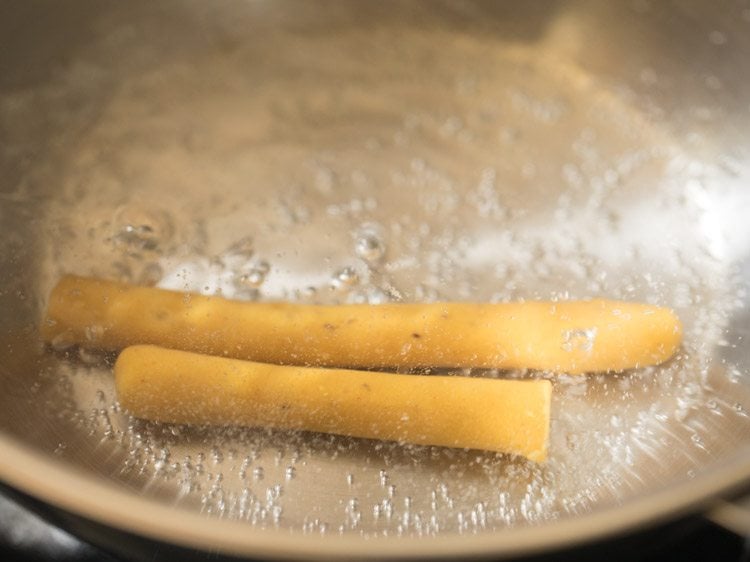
xmin=43 ymin=275 xmax=683 ymax=374
xmin=115 ymin=345 xmax=552 ymax=461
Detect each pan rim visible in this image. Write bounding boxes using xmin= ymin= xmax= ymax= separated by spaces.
xmin=0 ymin=432 xmax=748 ymax=559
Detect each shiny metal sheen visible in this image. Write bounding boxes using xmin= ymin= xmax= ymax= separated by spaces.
xmin=2 ymin=1 xmax=750 ymax=558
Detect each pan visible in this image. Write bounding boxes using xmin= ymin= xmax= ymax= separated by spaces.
xmin=2 ymin=0 xmax=750 ymax=559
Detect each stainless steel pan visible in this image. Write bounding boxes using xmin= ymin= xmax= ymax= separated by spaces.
xmin=2 ymin=1 xmax=750 ymax=559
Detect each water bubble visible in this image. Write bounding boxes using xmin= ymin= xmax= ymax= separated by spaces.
xmin=110 ymin=207 xmax=173 ymax=256
xmin=266 ymin=485 xmax=282 ymax=503
xmin=379 ymin=469 xmax=389 ymax=487
xmin=562 ymin=328 xmax=597 ymax=352
xmin=382 ymin=499 xmax=393 ymax=519
xmin=727 ymin=367 xmax=742 ymax=384
xmin=355 ymin=231 xmax=386 ymax=262
xmin=332 ymin=266 xmax=359 ymax=290
xmin=237 ymin=261 xmax=270 ymax=289
xmin=113 ymin=224 xmax=159 ymax=252
xmin=349 ymin=286 xmax=390 ymax=304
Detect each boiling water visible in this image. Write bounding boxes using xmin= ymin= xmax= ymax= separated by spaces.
xmin=5 ymin=1 xmax=750 ymax=538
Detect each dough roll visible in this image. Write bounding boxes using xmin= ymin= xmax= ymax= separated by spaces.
xmin=115 ymin=345 xmax=552 ymax=461
xmin=43 ymin=275 xmax=683 ymax=373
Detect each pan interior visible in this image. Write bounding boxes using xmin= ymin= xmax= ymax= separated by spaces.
xmin=2 ymin=0 xmax=750 ymax=544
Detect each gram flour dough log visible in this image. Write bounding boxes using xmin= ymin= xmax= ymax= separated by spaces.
xmin=44 ymin=275 xmax=683 ymax=373
xmin=115 ymin=345 xmax=552 ymax=461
